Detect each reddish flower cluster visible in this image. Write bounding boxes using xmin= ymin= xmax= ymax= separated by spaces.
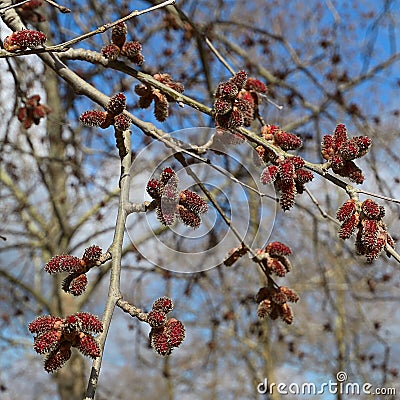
xmin=146 ymin=167 xmax=208 ymax=228
xmin=252 ymin=242 xmax=298 ymax=324
xmin=213 ymin=70 xmax=267 ymax=129
xmin=45 ymin=245 xmax=103 ymax=295
xmin=337 ymin=198 xmax=395 ymax=262
xmin=321 ymin=123 xmax=372 ymax=184
xmin=147 ymin=297 xmax=185 ymax=356
xmin=28 ymin=312 xmax=103 ymax=373
xmin=4 ymin=29 xmax=46 ymax=52
xmin=253 ymin=242 xmax=292 ymax=277
xmin=255 ymin=285 xmax=299 ymax=324
xmin=17 ymin=0 xmax=45 ymax=22
xmin=256 ymin=125 xmax=311 ymax=211
xmin=79 ymin=93 xmax=131 ymax=131
xmin=101 ymin=22 xmax=144 ymax=65
xmin=17 ymin=95 xmax=51 ymax=129
xmin=259 ymin=124 xmax=303 ymax=151
xmin=135 ymin=73 xmax=184 ymax=122
xmin=260 ymin=155 xmax=314 ymax=211
xmin=241 ymin=77 xmax=268 ymax=120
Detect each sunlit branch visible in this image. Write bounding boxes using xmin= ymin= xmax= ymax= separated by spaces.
xmin=43 ymin=0 xmax=71 ymax=13
xmin=83 ymin=128 xmax=131 ymax=400
xmin=0 ymin=0 xmax=29 ymax=14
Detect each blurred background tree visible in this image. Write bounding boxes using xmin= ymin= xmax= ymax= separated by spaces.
xmin=1 ymin=0 xmax=399 ymax=399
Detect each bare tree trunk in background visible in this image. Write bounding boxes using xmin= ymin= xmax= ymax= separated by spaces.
xmin=261 ymin=321 xmax=279 ymax=400
xmin=249 ymin=185 xmax=279 ymax=400
xmin=333 ymin=244 xmax=346 ymax=400
xmin=57 ymin=352 xmax=88 ymax=400
xmin=44 ymin=65 xmax=87 ymax=400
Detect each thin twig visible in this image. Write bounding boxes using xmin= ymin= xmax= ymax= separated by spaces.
xmin=0 ymin=0 xmax=29 ymax=14
xmin=385 ymin=244 xmax=400 ymax=264
xmin=174 ymin=152 xmax=258 ymax=259
xmin=304 ymin=187 xmax=339 ymax=225
xmin=259 ymin=92 xmax=284 ymax=110
xmin=170 ymin=3 xmax=236 ymax=75
xmin=324 ymin=0 xmax=341 ymax=24
xmin=45 ymin=0 xmax=175 ymax=51
xmin=124 ymin=201 xmax=154 ymax=214
xmin=204 ymin=36 xmax=235 ymax=75
xmin=206 ymin=161 xmax=278 ymax=201
xmin=43 ymin=0 xmax=71 ymax=13
xmin=96 ymin=252 xmax=112 ymax=266
xmin=116 ymin=298 xmax=147 ymax=321
xmin=356 ymin=188 xmax=400 ymax=204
